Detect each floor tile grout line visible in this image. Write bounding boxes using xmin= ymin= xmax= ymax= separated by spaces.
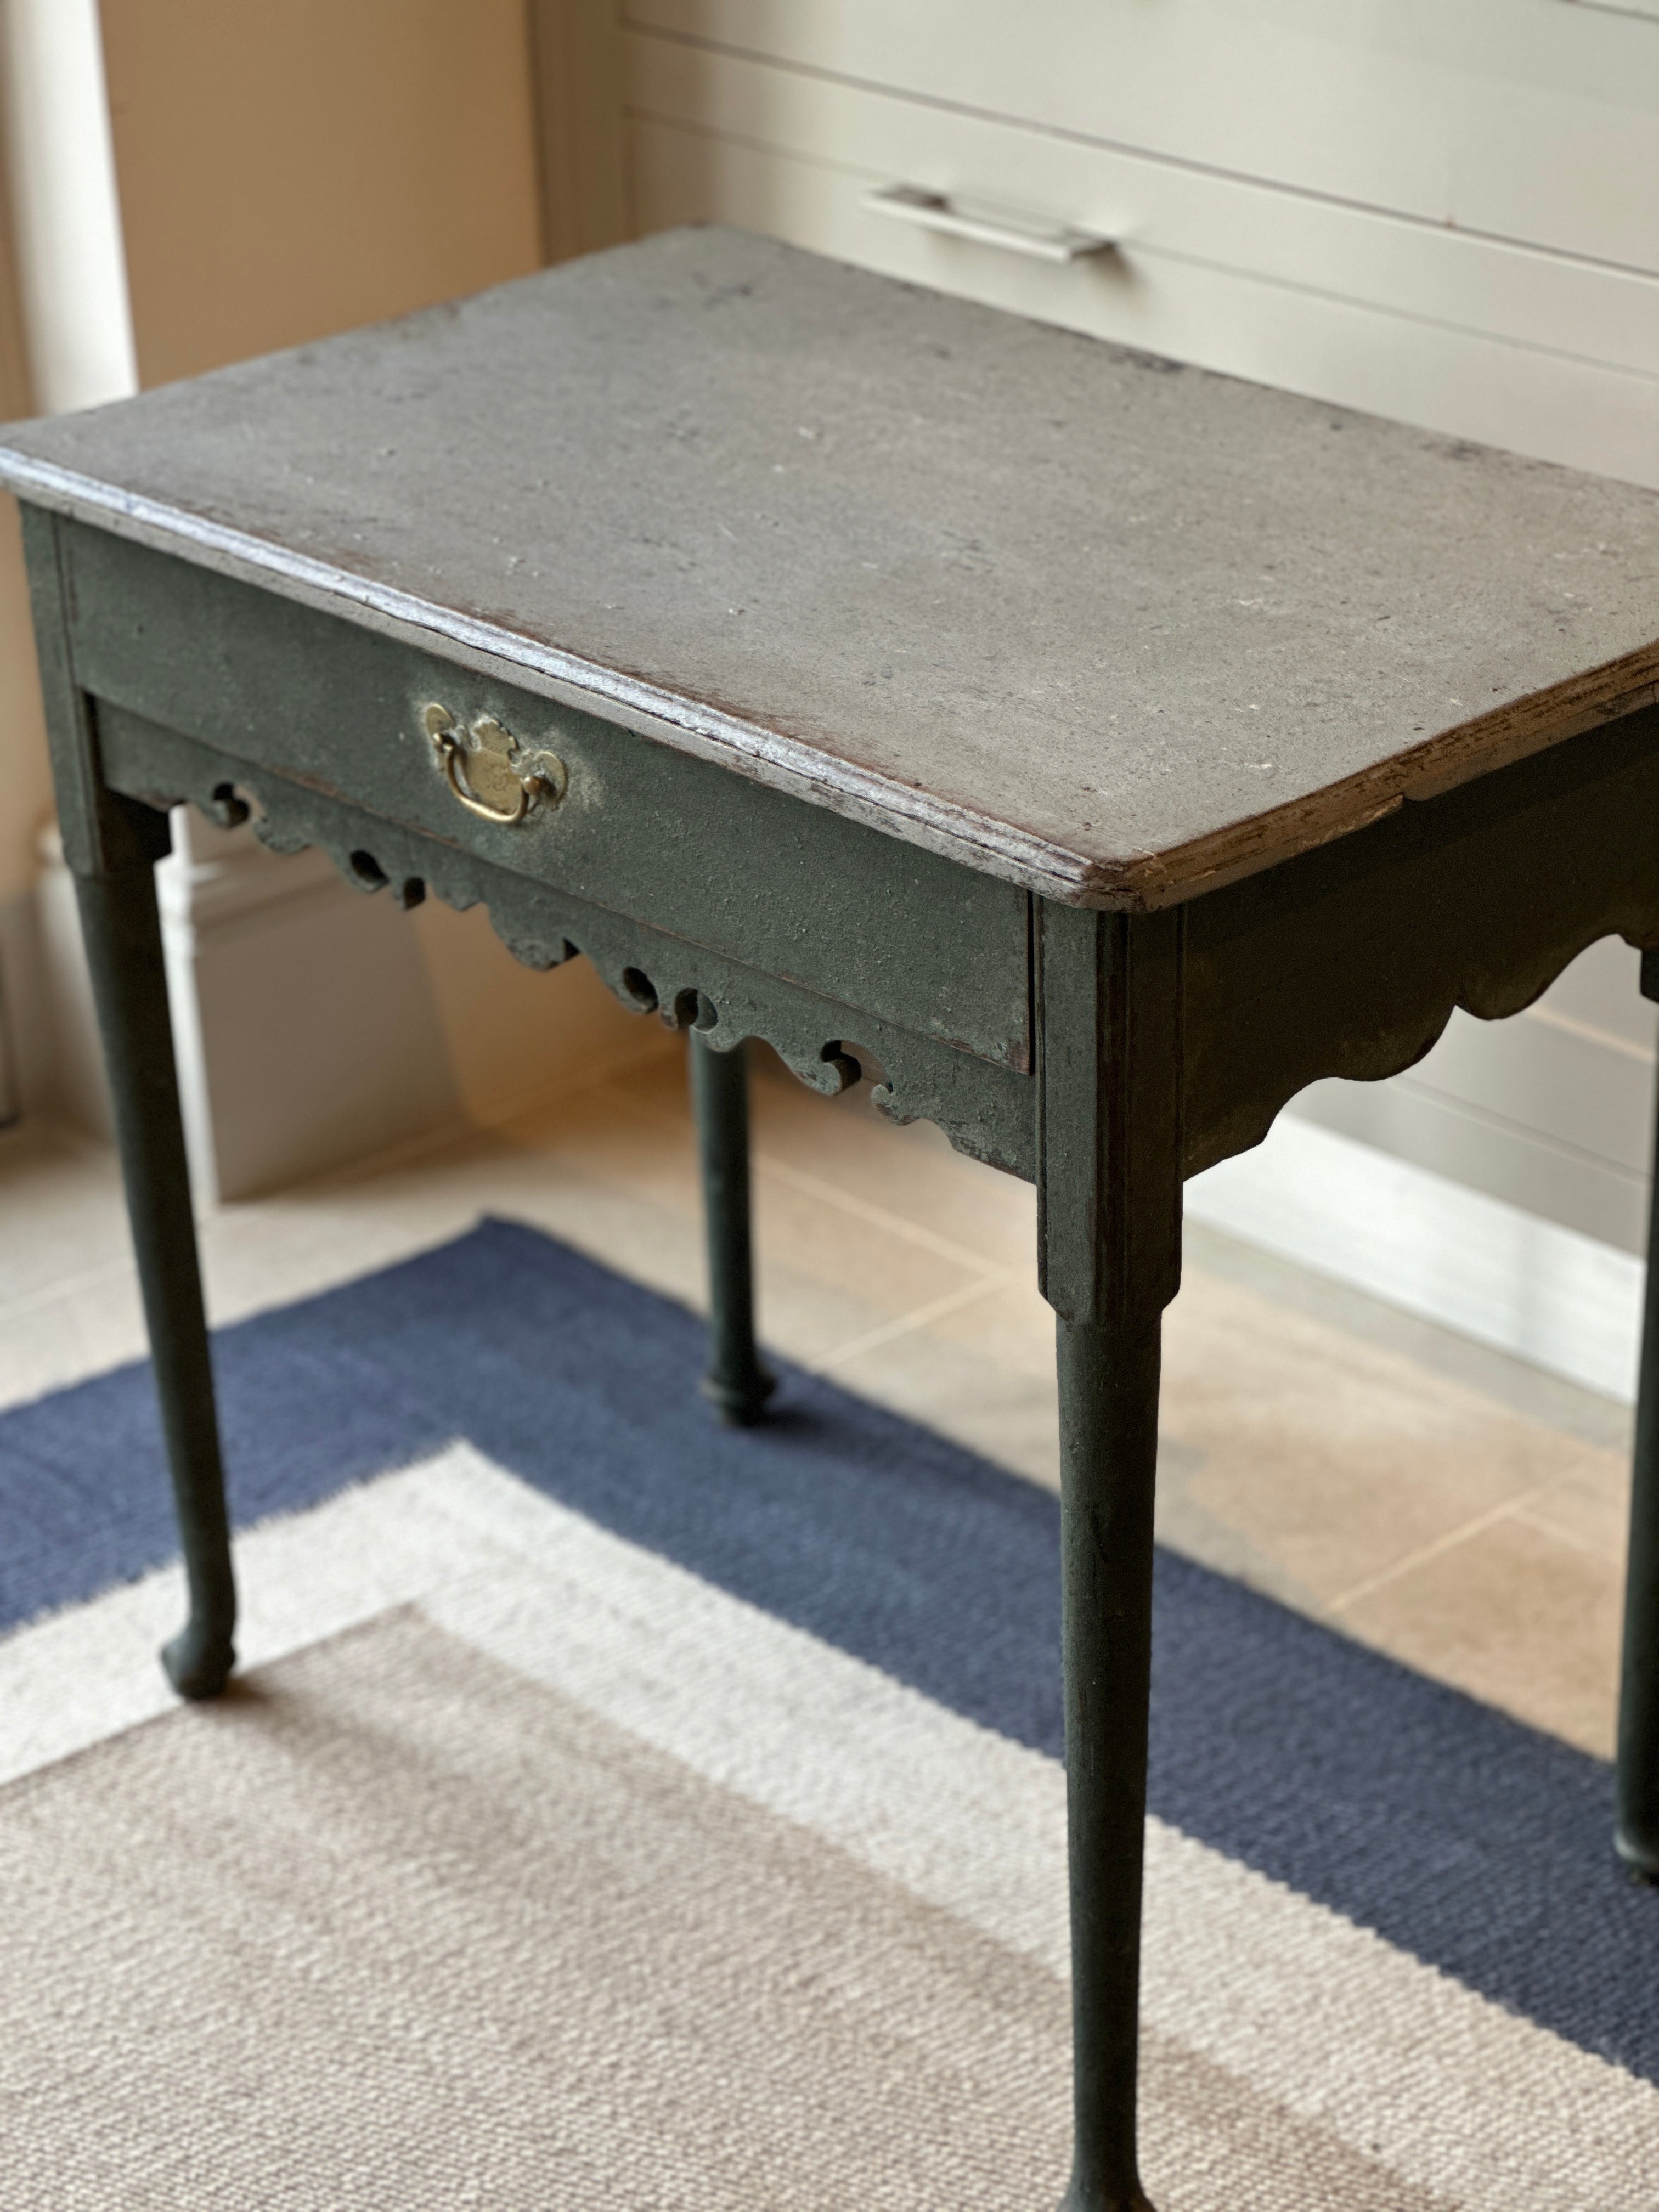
xmin=1508 ymin=1499 xmax=1628 ymax=1564
xmin=0 ymin=1256 xmax=139 ymax=1329
xmin=590 ymin=1069 xmax=1020 ymax=1279
xmin=1326 ymin=1483 xmax=1559 ymax=1615
xmin=753 ymin=1152 xmax=1015 ymax=1278
xmin=801 ymin=1273 xmax=1017 ymax=1376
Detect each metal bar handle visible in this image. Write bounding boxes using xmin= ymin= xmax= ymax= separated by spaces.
xmin=863 ymin=183 xmax=1113 ymax=265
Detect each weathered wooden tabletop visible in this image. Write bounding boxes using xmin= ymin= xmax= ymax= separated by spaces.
xmin=2 ymin=225 xmax=1656 ymax=909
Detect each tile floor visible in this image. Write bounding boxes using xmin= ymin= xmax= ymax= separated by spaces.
xmin=0 ymin=1033 xmax=1636 ymax=1759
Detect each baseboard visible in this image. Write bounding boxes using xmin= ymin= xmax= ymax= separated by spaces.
xmin=0 ymin=885 xmax=51 ymax=1124
xmin=1186 ymin=1114 xmax=1646 ymax=1406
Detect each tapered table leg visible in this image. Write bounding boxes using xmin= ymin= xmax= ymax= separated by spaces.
xmin=74 ymin=833 xmax=236 ymax=1700
xmin=1056 ymin=1308 xmax=1160 ymax=2212
xmin=689 ymin=1030 xmax=774 ymax=1425
xmin=1617 ymin=972 xmax=1659 ymax=1877
xmin=1038 ymin=900 xmax=1182 ymax=2212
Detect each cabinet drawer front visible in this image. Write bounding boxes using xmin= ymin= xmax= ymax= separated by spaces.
xmin=624 ymin=21 xmax=1659 ymax=490
xmin=65 ymin=524 xmax=1031 ymax=1072
xmin=627 ymin=2 xmax=1659 ymax=273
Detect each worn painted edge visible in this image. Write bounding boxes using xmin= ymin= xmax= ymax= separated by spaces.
xmin=1153 ymin=662 xmax=1659 ymax=909
xmin=1 ymin=456 xmax=1095 ymax=905
xmin=7 ymin=452 xmax=1659 ymax=911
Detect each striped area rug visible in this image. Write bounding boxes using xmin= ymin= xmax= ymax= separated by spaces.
xmin=2 ymin=1217 xmax=1655 ymax=2209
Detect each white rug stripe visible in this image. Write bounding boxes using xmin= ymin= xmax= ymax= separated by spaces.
xmin=4 ymin=1444 xmax=1655 ymax=2208
xmin=0 ymin=1447 xmax=515 ymax=1784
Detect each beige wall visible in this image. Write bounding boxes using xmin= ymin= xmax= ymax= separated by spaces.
xmin=102 ymin=0 xmax=546 ymax=387
xmin=101 ymin=0 xmax=545 ymax=384
xmin=528 ymin=0 xmax=631 ymax=265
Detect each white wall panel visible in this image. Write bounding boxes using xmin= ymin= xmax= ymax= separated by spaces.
xmin=628 ymin=0 xmax=1659 ymax=269
xmin=629 ymin=37 xmax=1659 ymax=382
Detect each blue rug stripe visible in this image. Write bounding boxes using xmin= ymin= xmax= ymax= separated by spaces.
xmin=2 ymin=1217 xmax=1654 ymax=2079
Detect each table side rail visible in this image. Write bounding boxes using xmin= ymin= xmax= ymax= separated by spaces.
xmin=1184 ymin=701 xmax=1659 ymax=1175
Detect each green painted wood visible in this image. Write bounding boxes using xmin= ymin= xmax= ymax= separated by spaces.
xmin=74 ymin=847 xmax=238 ymax=1702
xmin=1037 ymin=904 xmax=1183 ymax=1326
xmin=1618 ymin=949 xmax=1659 ymax=1883
xmin=18 ymin=507 xmax=119 ymax=879
xmin=1055 ymin=1307 xmax=1161 ymax=2212
xmin=65 ymin=526 xmax=1033 ymax=1075
xmin=689 ymin=1032 xmax=775 ymax=1426
xmin=23 ymin=509 xmax=236 ymax=1698
xmin=1185 ymin=702 xmax=1659 ymax=1176
xmin=92 ymin=705 xmax=1037 ymax=1180
xmin=1037 ymin=904 xmax=1182 ymax=2210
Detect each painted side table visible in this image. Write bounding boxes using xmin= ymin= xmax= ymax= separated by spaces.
xmin=5 ymin=227 xmax=1658 ymax=2211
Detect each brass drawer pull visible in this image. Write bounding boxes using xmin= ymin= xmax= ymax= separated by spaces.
xmin=424 ymin=703 xmax=567 ymax=825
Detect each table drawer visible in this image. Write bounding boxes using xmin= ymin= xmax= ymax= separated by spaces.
xmin=63 ymin=523 xmax=1032 ymax=1073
